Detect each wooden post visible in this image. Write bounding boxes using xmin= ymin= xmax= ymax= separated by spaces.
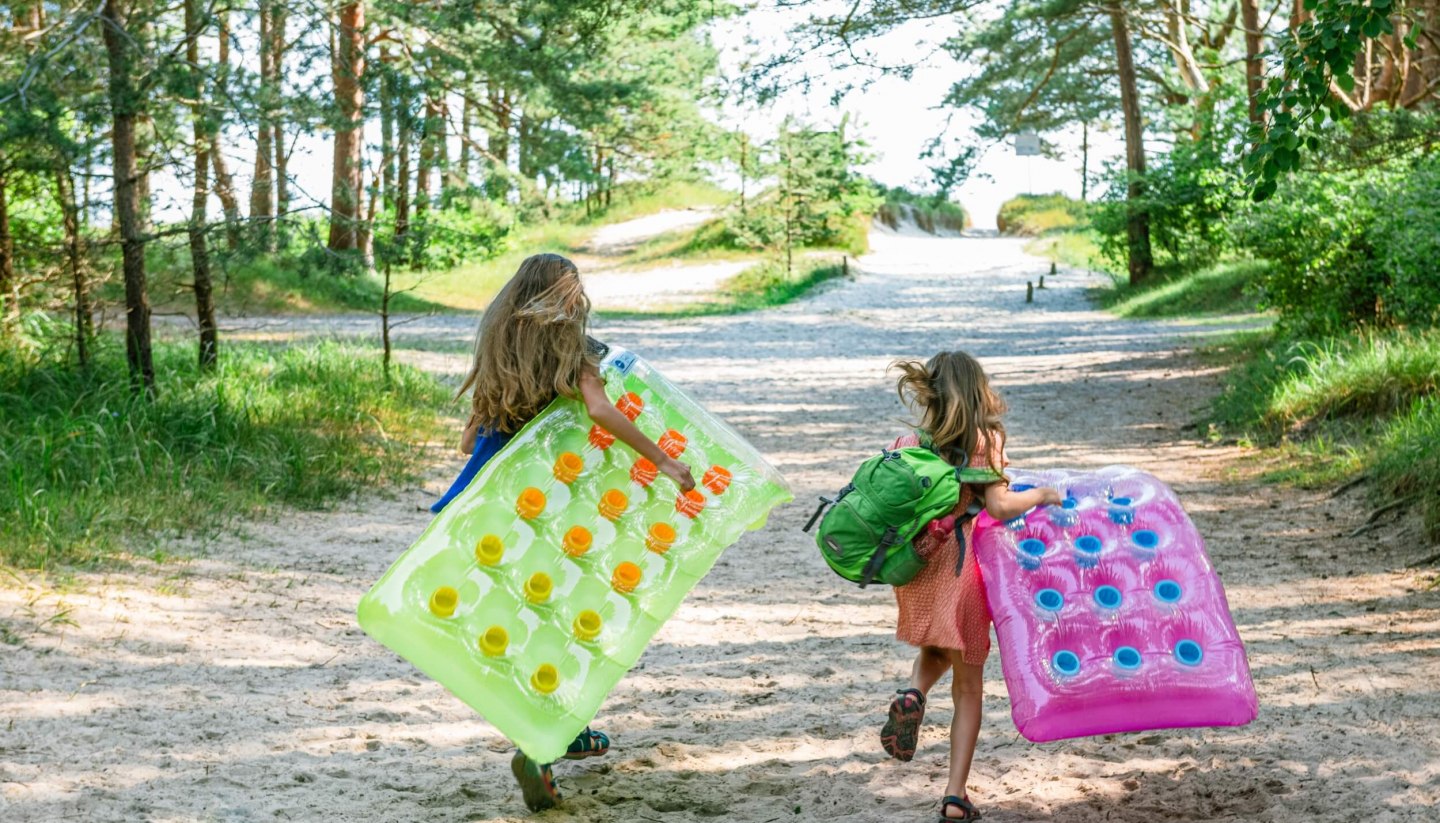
xmin=1039 ymin=275 xmax=1045 ymax=289
xmin=842 ymin=256 xmax=848 ymax=277
xmin=1026 ymin=281 xmax=1034 ymax=303
xmin=1050 ymin=261 xmax=1057 ymax=275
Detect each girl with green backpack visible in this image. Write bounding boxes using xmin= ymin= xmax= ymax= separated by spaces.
xmin=882 ymin=352 xmax=1061 ymax=822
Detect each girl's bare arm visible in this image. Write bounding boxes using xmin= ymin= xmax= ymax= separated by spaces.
xmin=579 ymin=367 xmax=696 ymax=492
xmin=983 ymin=483 xmax=1063 ymax=522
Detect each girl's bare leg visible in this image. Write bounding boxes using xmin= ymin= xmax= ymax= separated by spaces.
xmin=942 ymin=655 xmax=984 ymax=816
xmin=910 ymin=644 xmax=952 ymax=695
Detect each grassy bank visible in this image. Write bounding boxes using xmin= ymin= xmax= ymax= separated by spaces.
xmin=600 ymin=257 xmax=849 ymax=319
xmin=1210 ymin=331 xmax=1440 ymax=539
xmin=0 ymin=339 xmax=448 ymax=569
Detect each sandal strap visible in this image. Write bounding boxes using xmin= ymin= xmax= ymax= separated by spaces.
xmin=896 ymin=687 xmax=926 ymax=706
xmin=939 ymin=795 xmax=980 ymax=821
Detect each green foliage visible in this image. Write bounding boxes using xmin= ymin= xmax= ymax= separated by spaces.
xmin=381 ymin=198 xmax=514 ymax=272
xmin=1093 ymin=138 xmax=1242 ymax=272
xmin=0 ymin=338 xmax=447 ymax=568
xmin=1233 ymin=156 xmax=1440 ymax=333
xmin=1374 ymin=397 xmax=1440 ymax=538
xmin=997 ymin=193 xmax=1086 ymax=236
xmin=874 ymin=185 xmax=968 ymax=233
xmin=1244 ymin=0 xmax=1416 ymax=199
xmin=724 ymin=118 xmax=879 ymax=259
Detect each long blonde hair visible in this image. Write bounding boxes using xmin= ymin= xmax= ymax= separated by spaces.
xmin=457 ymin=253 xmax=597 ymax=434
xmin=892 ymin=351 xmax=1007 ymax=476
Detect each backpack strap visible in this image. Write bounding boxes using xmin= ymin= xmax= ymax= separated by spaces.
xmin=860 ymin=526 xmax=900 ymax=588
xmin=802 ymin=483 xmax=854 ymax=533
xmin=952 ymin=497 xmax=985 ymax=576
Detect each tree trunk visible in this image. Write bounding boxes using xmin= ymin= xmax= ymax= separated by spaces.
xmin=47 ymin=166 xmax=88 ymax=360
xmin=379 ymin=47 xmax=395 ymax=208
xmin=460 ymin=85 xmax=474 ymax=190
xmin=250 ymin=0 xmax=275 ymax=244
xmin=416 ymin=95 xmax=435 ymax=220
xmin=211 ymin=10 xmax=242 ymax=249
xmin=1080 ymin=121 xmax=1090 ymax=202
xmin=271 ymin=2 xmax=288 ymax=234
xmin=486 ymin=84 xmax=510 ymax=198
xmin=395 ymin=90 xmax=411 ymax=243
xmin=187 ymin=0 xmax=217 ymax=369
xmin=1242 ymin=0 xmax=1264 ymax=124
xmin=327 ymin=0 xmax=365 ymax=252
xmin=103 ymin=0 xmax=155 ymax=393
xmin=0 ymin=169 xmax=15 ymax=336
xmin=55 ymin=163 xmax=91 ymax=366
xmin=1109 ymin=2 xmax=1153 ymax=285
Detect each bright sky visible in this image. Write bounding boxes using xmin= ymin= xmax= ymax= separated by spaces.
xmin=152 ymin=4 xmax=1123 ymax=230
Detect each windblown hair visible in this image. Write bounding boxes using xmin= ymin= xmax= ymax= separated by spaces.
xmin=892 ymin=350 xmax=1008 ymax=476
xmin=457 ymin=254 xmax=597 ymax=434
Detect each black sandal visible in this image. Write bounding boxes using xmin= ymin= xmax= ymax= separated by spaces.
xmin=937 ymin=794 xmax=982 ymax=821
xmin=881 ymin=687 xmax=926 ymax=761
xmin=510 ymin=750 xmax=560 ymax=812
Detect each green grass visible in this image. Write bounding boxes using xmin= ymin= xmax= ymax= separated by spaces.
xmin=998 ymin=193 xmax=1087 ymax=236
xmin=577 ymin=180 xmax=732 ymax=225
xmin=1098 ymin=260 xmax=1271 ymax=318
xmin=1209 ymin=330 xmax=1440 ymax=538
xmin=391 ymin=221 xmax=594 ymax=311
xmin=0 ymin=338 xmax=448 ymax=569
xmin=599 ymin=256 xmax=848 ymax=319
xmin=1025 ymin=230 xmax=1118 ymax=276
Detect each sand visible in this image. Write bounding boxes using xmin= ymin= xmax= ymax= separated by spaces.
xmin=3 ymin=232 xmax=1438 ymax=823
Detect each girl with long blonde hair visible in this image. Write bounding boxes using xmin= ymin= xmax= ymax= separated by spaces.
xmin=431 ymin=253 xmax=694 ymax=812
xmin=882 ymin=351 xmax=1060 ymax=822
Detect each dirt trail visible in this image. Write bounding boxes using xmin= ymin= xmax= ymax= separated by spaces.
xmin=3 ymin=233 xmax=1437 ymax=823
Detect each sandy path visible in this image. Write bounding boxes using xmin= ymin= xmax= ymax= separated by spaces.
xmin=4 ymin=233 xmax=1438 ymax=823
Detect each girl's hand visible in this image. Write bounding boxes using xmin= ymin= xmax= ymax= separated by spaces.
xmin=1037 ymin=487 xmax=1064 ymax=506
xmin=659 ymin=457 xmax=696 ymax=492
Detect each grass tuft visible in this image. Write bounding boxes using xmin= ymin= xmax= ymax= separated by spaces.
xmin=0 ymin=339 xmax=448 ymax=569
xmin=1099 ymin=260 xmax=1271 ymax=318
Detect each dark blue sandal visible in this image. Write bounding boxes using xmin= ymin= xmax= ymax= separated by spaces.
xmin=562 ymin=726 xmax=610 ymax=760
xmin=881 ymin=687 xmax=926 ymax=762
xmin=938 ymin=795 xmax=981 ymax=821
xmin=511 ymin=750 xmax=560 ymax=811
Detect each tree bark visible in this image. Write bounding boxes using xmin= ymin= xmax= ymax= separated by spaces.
xmin=0 ymin=168 xmax=16 ymax=335
xmin=270 ymin=2 xmax=288 ymax=232
xmin=1242 ymin=0 xmax=1264 ymax=124
xmin=103 ymin=0 xmax=155 ymax=393
xmin=1109 ymin=2 xmax=1153 ymax=285
xmin=55 ymin=162 xmax=91 ymax=367
xmin=187 ymin=0 xmax=217 ymax=369
xmin=486 ymin=84 xmax=510 ymax=198
xmin=327 ymin=0 xmax=365 ymax=252
xmin=459 ymin=84 xmax=474 ymax=190
xmin=379 ymin=47 xmax=395 ymax=208
xmin=211 ymin=10 xmax=242 ymax=248
xmin=395 ymin=85 xmax=411 ymax=243
xmin=250 ymin=0 xmax=275 ymax=243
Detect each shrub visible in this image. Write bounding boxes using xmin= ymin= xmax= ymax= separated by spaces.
xmin=996 ymin=193 xmax=1085 ymax=235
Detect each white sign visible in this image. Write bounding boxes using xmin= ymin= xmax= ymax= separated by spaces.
xmin=1015 ymin=132 xmax=1041 ymax=156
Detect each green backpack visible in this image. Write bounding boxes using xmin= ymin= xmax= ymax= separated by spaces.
xmin=804 ymin=434 xmax=1002 ymax=587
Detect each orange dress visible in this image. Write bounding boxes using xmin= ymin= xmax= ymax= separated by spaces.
xmin=892 ymin=432 xmax=1009 ymax=666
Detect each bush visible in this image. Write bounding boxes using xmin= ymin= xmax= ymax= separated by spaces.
xmin=0 ymin=339 xmax=448 ymax=568
xmin=1092 ymin=139 xmax=1241 ymax=273
xmin=875 ymin=185 xmax=968 ymax=234
xmin=1233 ymin=156 xmax=1440 ymax=333
xmin=997 ymin=193 xmax=1085 ymax=236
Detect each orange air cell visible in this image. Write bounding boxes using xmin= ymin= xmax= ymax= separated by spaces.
xmin=659 ymin=429 xmax=688 ymax=458
xmin=598 ymin=489 xmax=629 ymax=521
xmin=676 ymin=489 xmax=707 ymax=518
xmin=553 ymin=452 xmax=584 ymax=484
xmin=588 ymin=425 xmax=616 ymax=450
xmin=562 ymin=526 xmax=593 ymax=558
xmin=630 ymin=458 xmax=659 ymax=487
xmin=616 ymin=392 xmax=644 ymax=421
xmin=703 ymin=465 xmax=733 ymax=495
xmin=646 ymin=522 xmax=677 ymax=554
xmin=612 ymin=562 xmax=642 ymax=593
xmin=516 ymin=487 xmax=547 ymax=520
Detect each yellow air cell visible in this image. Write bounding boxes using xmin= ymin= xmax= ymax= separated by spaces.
xmin=598 ymin=489 xmax=629 ymax=521
xmin=524 ymin=572 xmax=554 ymax=604
xmin=573 ymin=609 xmax=602 ymax=642
xmin=516 ymin=487 xmax=547 ymax=520
xmin=562 ymin=526 xmax=593 ymax=558
xmin=479 ymin=625 xmax=509 ymax=657
xmin=475 ymin=534 xmax=504 ymax=566
xmin=553 ymin=452 xmax=584 ymax=484
xmin=646 ymin=522 xmax=677 ymax=554
xmin=531 ymin=663 xmax=560 ymax=694
xmin=612 ymin=561 xmax=642 ymax=593
xmin=429 ymin=586 xmax=459 ymax=618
